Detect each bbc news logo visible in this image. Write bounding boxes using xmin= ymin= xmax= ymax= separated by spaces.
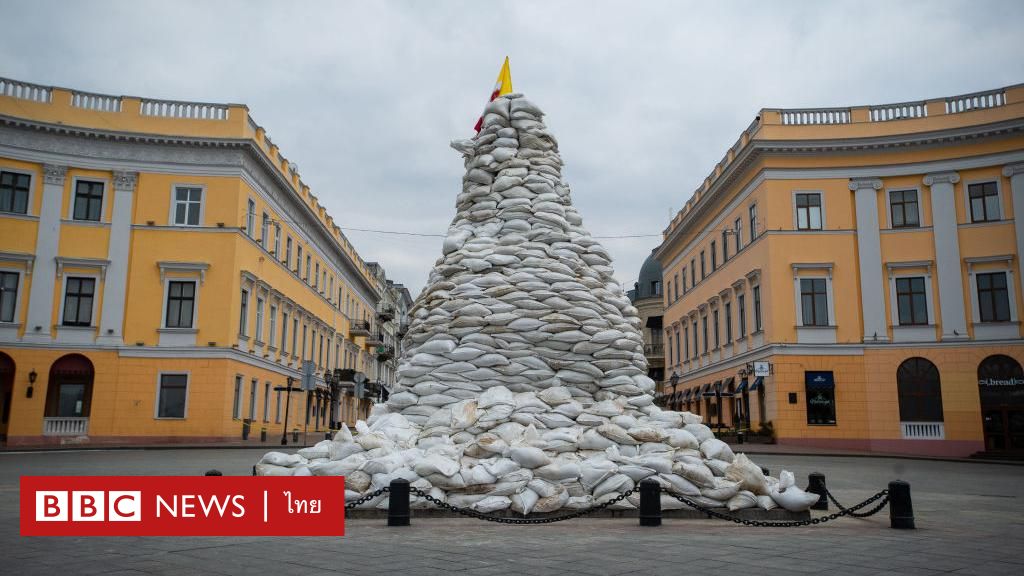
xmin=21 ymin=476 xmax=345 ymax=537
xmin=36 ymin=490 xmax=142 ymax=521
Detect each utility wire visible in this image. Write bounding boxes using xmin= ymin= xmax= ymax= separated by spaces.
xmin=340 ymin=226 xmax=660 ymax=239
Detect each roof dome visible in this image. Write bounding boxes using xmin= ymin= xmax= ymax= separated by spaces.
xmin=633 ymin=251 xmax=662 ymax=301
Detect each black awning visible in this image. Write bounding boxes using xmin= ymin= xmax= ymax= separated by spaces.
xmin=646 ymin=315 xmax=663 ymax=329
xmin=722 ymin=376 xmax=735 ymax=390
xmin=700 ymin=382 xmax=712 ymax=396
xmin=736 ymin=378 xmax=749 ymax=393
xmin=749 ymin=376 xmax=764 ymax=391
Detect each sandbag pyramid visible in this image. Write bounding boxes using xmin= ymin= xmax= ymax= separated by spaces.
xmin=256 ymin=93 xmax=818 ymax=515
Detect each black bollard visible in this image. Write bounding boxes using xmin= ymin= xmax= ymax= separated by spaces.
xmin=388 ymin=479 xmax=411 ymax=527
xmin=761 ymin=467 xmax=769 ymax=477
xmin=889 ymin=480 xmax=914 ymax=529
xmin=205 ymin=469 xmax=223 ymax=476
xmin=638 ymin=479 xmax=662 ymax=527
xmin=807 ymin=472 xmax=828 ymax=511
xmin=251 ymin=465 xmax=257 ymax=477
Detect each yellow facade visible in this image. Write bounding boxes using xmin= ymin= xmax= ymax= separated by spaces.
xmin=0 ymin=77 xmax=405 ymax=446
xmin=656 ymin=84 xmax=1024 ymax=456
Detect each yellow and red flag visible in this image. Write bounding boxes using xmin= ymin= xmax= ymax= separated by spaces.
xmin=474 ymin=57 xmax=513 ymax=132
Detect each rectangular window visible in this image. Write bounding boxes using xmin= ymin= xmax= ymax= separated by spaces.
xmin=261 ymin=212 xmax=270 ymax=247
xmin=62 ymin=277 xmax=95 ymax=326
xmin=734 ymin=218 xmax=742 ymax=253
xmin=239 ymin=289 xmax=249 ymax=336
xmin=314 ymin=262 xmax=320 ymax=289
xmin=302 ymin=324 xmax=308 ymax=361
xmin=292 ymin=317 xmax=299 ymax=356
xmin=690 ymin=259 xmax=696 ymax=286
xmin=281 ymin=311 xmax=289 ymax=353
xmin=255 ymin=297 xmax=265 ymax=342
xmin=273 ymin=223 xmax=281 ymax=256
xmin=269 ymin=304 xmax=277 ymax=346
xmin=749 ymin=204 xmax=758 ymax=240
xmin=711 ymin=241 xmax=717 ymax=271
xmin=0 ymin=170 xmax=31 ymax=214
xmin=329 ymin=276 xmax=334 ymax=301
xmin=683 ymin=325 xmax=689 ymax=360
xmin=805 ymin=371 xmax=836 ymax=426
xmin=0 ymin=271 xmax=19 ymax=323
xmin=673 ymin=274 xmax=679 ymax=300
xmin=165 ymin=280 xmax=196 ymax=328
xmin=795 ymin=192 xmax=822 ymax=230
xmin=968 ymin=182 xmax=1000 ymax=223
xmin=285 ymin=236 xmax=293 ymax=267
xmin=977 ymin=272 xmax=1011 ymax=323
xmin=700 ymin=251 xmax=706 ymax=279
xmin=173 ymin=186 xmax=202 ymax=226
xmin=738 ymin=294 xmax=746 ymax=338
xmin=753 ymin=285 xmax=762 ymax=332
xmin=674 ymin=329 xmax=680 ymax=364
xmin=232 ymin=375 xmax=242 ymax=419
xmin=73 ymin=180 xmax=104 ymax=221
xmin=681 ymin=269 xmax=687 ymax=293
xmin=712 ymin=309 xmax=720 ymax=348
xmin=896 ymin=277 xmax=928 ymax=325
xmin=889 ymin=189 xmax=920 ymax=228
xmin=666 ymin=281 xmax=671 ymax=306
xmin=722 ymin=231 xmax=729 ymax=262
xmin=322 ymin=271 xmax=327 ymax=293
xmin=701 ymin=316 xmax=708 ymax=354
xmin=246 ymin=199 xmax=255 ymax=236
xmin=296 ymin=246 xmax=303 ymax=273
xmin=263 ymin=382 xmax=270 ymax=422
xmin=305 ymin=255 xmax=311 ymax=282
xmin=157 ymin=374 xmax=188 ymax=419
xmin=667 ymin=333 xmax=673 ymax=365
xmin=275 ymin=389 xmax=282 ymax=423
xmin=691 ymin=321 xmax=698 ymax=359
xmin=800 ymin=278 xmax=829 ymax=326
xmin=248 ymin=378 xmax=257 ymax=420
xmin=725 ymin=302 xmax=732 ymax=343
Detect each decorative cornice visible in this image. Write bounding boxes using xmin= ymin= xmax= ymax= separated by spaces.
xmin=848 ymin=178 xmax=882 ymax=191
xmin=923 ymin=171 xmax=960 ymax=186
xmin=111 ymin=170 xmax=138 ymax=192
xmin=55 ymin=256 xmax=110 ymax=280
xmin=158 ymin=261 xmax=210 ymax=284
xmin=42 ymin=163 xmax=66 ymax=185
xmin=1003 ymin=163 xmax=1024 ymax=177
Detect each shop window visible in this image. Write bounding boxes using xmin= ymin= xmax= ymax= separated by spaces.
xmin=805 ymin=371 xmax=836 ymax=425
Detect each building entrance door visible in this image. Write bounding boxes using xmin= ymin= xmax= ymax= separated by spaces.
xmin=978 ymin=355 xmax=1024 ymax=452
xmin=0 ymin=352 xmax=14 ymax=444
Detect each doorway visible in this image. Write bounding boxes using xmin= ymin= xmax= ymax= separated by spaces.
xmin=44 ymin=354 xmax=94 ymax=436
xmin=0 ymin=352 xmax=14 ymax=444
xmin=978 ymin=354 xmax=1024 ymax=452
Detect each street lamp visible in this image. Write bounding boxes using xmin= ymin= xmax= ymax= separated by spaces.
xmin=668 ymin=372 xmax=680 ymax=408
xmin=273 ymin=377 xmax=297 ymax=445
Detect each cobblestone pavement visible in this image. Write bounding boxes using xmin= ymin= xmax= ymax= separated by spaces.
xmin=1 ymin=449 xmax=1022 ymax=575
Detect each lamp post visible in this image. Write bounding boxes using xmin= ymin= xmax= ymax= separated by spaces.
xmin=668 ymin=372 xmax=680 ymax=409
xmin=274 ymin=377 xmax=296 ymax=445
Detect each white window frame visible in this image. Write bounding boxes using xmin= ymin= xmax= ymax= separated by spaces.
xmin=57 ymin=273 xmax=100 ymax=328
xmin=239 ymin=288 xmax=250 ymax=337
xmin=275 ymin=388 xmax=282 ymax=423
xmin=964 ymin=178 xmax=1003 ymax=224
xmin=0 ymin=165 xmax=37 ymax=217
xmin=154 ymin=371 xmax=190 ymax=419
xmin=268 ymin=303 xmax=278 ymax=349
xmin=245 ymin=197 xmax=256 ymax=237
xmin=168 ymin=183 xmax=206 ymax=227
xmin=159 ymin=277 xmax=200 ymax=330
xmin=260 ymin=212 xmax=270 ymax=248
xmin=886 ymin=265 xmax=937 ymax=343
xmin=0 ymin=265 xmax=26 ymax=326
xmin=232 ymin=375 xmax=243 ymax=419
xmin=285 ymin=236 xmax=293 ymax=267
xmin=967 ymin=257 xmax=1018 ymax=340
xmin=885 ymin=187 xmax=923 ymax=229
xmin=733 ymin=217 xmax=742 ymax=253
xmin=273 ymin=223 xmax=281 ymax=256
xmin=248 ymin=377 xmax=258 ymax=421
xmin=792 ymin=190 xmax=825 ymax=231
xmin=255 ymin=295 xmax=265 ymax=343
xmin=263 ymin=381 xmax=271 ymax=422
xmin=292 ymin=317 xmax=299 ymax=358
xmin=68 ymin=176 xmax=110 ymax=224
xmin=792 ymin=263 xmax=836 ymax=344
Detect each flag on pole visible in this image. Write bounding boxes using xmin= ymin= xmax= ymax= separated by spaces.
xmin=474 ymin=57 xmax=513 ymax=132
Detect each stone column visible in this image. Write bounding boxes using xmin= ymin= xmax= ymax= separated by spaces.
xmin=23 ymin=164 xmax=66 ymax=342
xmin=850 ymin=178 xmax=888 ymax=341
xmin=1003 ymin=163 xmax=1024 ymax=303
xmin=923 ymin=171 xmax=968 ymax=340
xmin=97 ymin=171 xmax=137 ymax=345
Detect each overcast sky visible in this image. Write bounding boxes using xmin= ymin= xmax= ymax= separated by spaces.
xmin=2 ymin=0 xmax=1023 ymax=296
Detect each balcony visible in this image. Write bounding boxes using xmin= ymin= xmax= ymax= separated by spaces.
xmin=376 ymin=345 xmax=395 ymax=361
xmin=377 ymin=306 xmax=395 ymax=322
xmin=43 ymin=417 xmax=89 ymax=437
xmin=644 ymin=343 xmax=665 ymax=357
xmin=901 ymin=421 xmax=945 ymax=440
xmin=349 ymin=320 xmax=372 ymax=338
xmin=365 ymin=332 xmax=384 ymax=347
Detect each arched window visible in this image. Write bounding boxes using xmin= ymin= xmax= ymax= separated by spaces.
xmin=897 ymin=357 xmax=943 ymax=422
xmin=978 ymin=355 xmax=1024 ymax=386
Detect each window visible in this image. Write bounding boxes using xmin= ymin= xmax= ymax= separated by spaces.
xmin=690 ymin=259 xmax=696 ymax=286
xmin=165 ymin=280 xmax=196 ymax=328
xmin=712 ymin=309 xmax=720 ymax=348
xmin=263 ymin=382 xmax=270 ymax=422
xmin=62 ymin=277 xmax=95 ymax=326
xmin=977 ymin=272 xmax=1010 ymax=322
xmin=239 ymin=289 xmax=249 ymax=336
xmin=795 ymin=192 xmax=822 ymax=230
xmin=292 ymin=317 xmax=299 ymax=356
xmin=896 ymin=277 xmax=928 ymax=325
xmin=711 ymin=241 xmax=717 ymax=271
xmin=722 ymin=231 xmax=729 ymax=262
xmin=674 ymin=329 xmax=680 ymax=365
xmin=734 ymin=218 xmax=742 ymax=253
xmin=275 ymin=389 xmax=282 ymax=423
xmin=800 ymin=278 xmax=829 ymax=326
xmin=322 ymin=271 xmax=327 ymax=293
xmin=261 ymin=212 xmax=270 ymax=248
xmin=737 ymin=294 xmax=746 ymax=338
xmin=305 ymin=255 xmax=311 ymax=282
xmin=691 ymin=320 xmax=698 ymax=359
xmin=255 ymin=297 xmax=265 ymax=342
xmin=285 ymin=236 xmax=293 ymax=267
xmin=666 ymin=281 xmax=671 ymax=305
xmin=667 ymin=333 xmax=673 ymax=365
xmin=248 ymin=378 xmax=257 ymax=420
xmin=172 ymin=186 xmax=202 ymax=226
xmin=314 ymin=262 xmax=320 ymax=289
xmin=897 ymin=358 xmax=943 ymax=422
xmin=701 ymin=315 xmax=708 ymax=354
xmin=749 ymin=204 xmax=758 ymax=240
xmin=73 ymin=180 xmax=104 ymax=221
xmin=683 ymin=325 xmax=689 ymax=360
xmin=296 ymin=246 xmax=303 ymax=273
xmin=0 ymin=170 xmax=30 ymax=214
xmin=0 ymin=271 xmax=19 ymax=323
xmin=805 ymin=371 xmax=836 ymax=425
xmin=673 ymin=274 xmax=679 ymax=300
xmin=157 ymin=374 xmax=188 ymax=418
xmin=246 ymin=199 xmax=255 ymax=236
xmin=968 ymin=182 xmax=1000 ymax=223
xmin=753 ymin=285 xmax=762 ymax=332
xmin=700 ymin=251 xmax=706 ymax=279
xmin=681 ymin=269 xmax=687 ymax=293
xmin=725 ymin=301 xmax=732 ymax=343
xmin=269 ymin=304 xmax=277 ymax=346
xmin=301 ymin=324 xmax=308 ymax=361
xmin=889 ymin=189 xmax=919 ymax=228
xmin=232 ymin=376 xmax=242 ymax=419
xmin=281 ymin=311 xmax=289 ymax=353
xmin=273 ymin=224 xmax=281 ymax=256
xmin=329 ymin=276 xmax=334 ymax=301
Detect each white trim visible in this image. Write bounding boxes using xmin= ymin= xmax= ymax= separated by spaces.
xmin=154 ymin=371 xmax=190 ymax=419
xmin=792 ymin=189 xmax=826 ymax=231
xmin=167 ymin=183 xmax=207 ymax=227
xmin=0 ymin=164 xmax=37 ymax=217
xmin=886 ymin=268 xmax=937 ymax=343
xmin=157 ymin=261 xmax=208 ymax=285
xmin=963 ymin=177 xmax=1003 ymax=224
xmin=55 ymin=256 xmax=109 ymax=281
xmin=0 ymin=265 xmax=26 ymax=332
xmin=56 ymin=272 xmax=100 ymax=332
xmin=68 ymin=175 xmax=110 ymax=223
xmin=968 ymin=267 xmax=1019 ymax=333
xmin=158 ymin=277 xmax=199 ymax=341
xmin=885 ymin=187 xmax=923 ymax=229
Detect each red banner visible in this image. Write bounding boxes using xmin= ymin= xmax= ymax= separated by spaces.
xmin=20 ymin=476 xmax=346 ymax=537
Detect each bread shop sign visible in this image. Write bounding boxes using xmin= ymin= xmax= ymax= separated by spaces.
xmin=979 ymin=377 xmax=1024 ymax=386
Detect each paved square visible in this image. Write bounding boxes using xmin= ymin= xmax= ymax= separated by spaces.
xmin=1 ymin=449 xmax=1021 ymax=575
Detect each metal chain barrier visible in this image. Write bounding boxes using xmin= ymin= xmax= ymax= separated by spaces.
xmin=406 ymin=486 xmax=638 ymax=524
xmin=345 ymin=487 xmax=390 ymax=510
xmin=824 ymin=487 xmax=890 ymax=518
xmin=660 ymin=486 xmax=890 ymax=527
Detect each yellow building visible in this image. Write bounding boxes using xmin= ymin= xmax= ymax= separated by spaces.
xmin=0 ymin=77 xmax=405 ymax=447
xmin=656 ymin=84 xmax=1024 ymax=457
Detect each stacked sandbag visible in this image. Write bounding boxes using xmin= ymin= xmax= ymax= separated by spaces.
xmin=255 ymin=93 xmax=815 ymax=514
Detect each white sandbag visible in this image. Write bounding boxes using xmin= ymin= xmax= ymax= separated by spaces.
xmin=664 ymin=428 xmax=699 ymax=450
xmin=700 ymin=438 xmax=735 ymax=463
xmin=702 ymin=477 xmax=742 ymax=501
xmin=479 ymin=386 xmax=515 ymax=408
xmin=684 ymin=423 xmax=714 ymax=443
xmin=533 ymin=488 xmax=570 ymax=513
xmin=725 ymin=453 xmax=770 ymax=495
xmin=255 ymin=463 xmax=294 ymax=476
xmin=534 ymin=462 xmax=582 ymax=481
xmin=757 ymin=494 xmax=779 ymax=510
xmin=593 ymin=474 xmax=634 ymax=499
xmin=597 ymin=423 xmax=637 ymax=445
xmin=627 ymin=426 xmax=665 ymax=443
xmin=705 ymin=458 xmax=731 ymax=477
xmin=346 ymin=471 xmax=371 ymax=492
xmin=579 ymin=428 xmax=616 ymax=450
xmin=727 ymin=490 xmax=759 ymax=511
xmin=674 ymin=461 xmax=715 ymax=488
xmin=259 ymin=452 xmax=303 ymax=467
xmin=537 ymin=386 xmax=573 ymax=405
xmin=771 ymin=485 xmax=819 ymax=512
xmin=413 ymin=454 xmax=461 ymax=478
xmin=509 ymin=446 xmax=551 ymax=469
xmin=510 ymin=488 xmax=540 ymax=515
xmin=297 ymin=440 xmax=332 ymax=460
xmin=472 ymin=496 xmax=512 ymax=513
xmin=334 ymin=424 xmax=354 ymax=443
xmin=658 ymin=473 xmax=701 ymax=496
